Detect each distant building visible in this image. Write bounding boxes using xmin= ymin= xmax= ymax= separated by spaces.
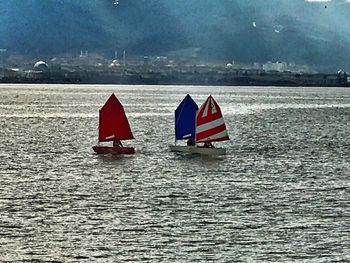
xmin=33 ymin=61 xmax=49 ymax=72
xmin=154 ymin=56 xmax=168 ymax=66
xmin=143 ymin=56 xmax=149 ymax=65
xmin=109 ymin=59 xmax=120 ymax=68
xmin=253 ymin=62 xmax=263 ymax=70
xmin=80 ymin=50 xmax=88 ymax=58
xmin=263 ymin=61 xmax=287 ymax=72
xmin=2 ymin=68 xmax=22 ymax=79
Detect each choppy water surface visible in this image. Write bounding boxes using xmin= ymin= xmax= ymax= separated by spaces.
xmin=0 ymin=84 xmax=349 ymax=262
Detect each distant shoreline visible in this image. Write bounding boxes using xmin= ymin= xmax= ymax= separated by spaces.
xmin=1 ymin=66 xmax=349 ymax=87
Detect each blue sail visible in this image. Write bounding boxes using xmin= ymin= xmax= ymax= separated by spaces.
xmin=175 ymin=94 xmax=198 ymax=140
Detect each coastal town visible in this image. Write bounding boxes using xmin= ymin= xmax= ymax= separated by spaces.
xmin=0 ymin=48 xmax=349 ymax=87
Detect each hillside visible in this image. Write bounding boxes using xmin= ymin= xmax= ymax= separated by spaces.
xmin=1 ymin=0 xmax=350 ymax=70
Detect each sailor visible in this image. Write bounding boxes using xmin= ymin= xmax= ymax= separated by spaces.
xmin=203 ymin=141 xmax=214 ymax=148
xmin=187 ymin=138 xmax=195 ymax=146
xmin=113 ymin=140 xmax=123 ymax=147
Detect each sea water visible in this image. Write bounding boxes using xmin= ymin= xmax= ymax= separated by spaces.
xmin=0 ymin=84 xmax=349 ymax=262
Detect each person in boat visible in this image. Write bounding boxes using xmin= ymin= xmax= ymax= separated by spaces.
xmin=113 ymin=140 xmax=123 ymax=148
xmin=203 ymin=141 xmax=214 ymax=148
xmin=187 ymin=138 xmax=195 ymax=146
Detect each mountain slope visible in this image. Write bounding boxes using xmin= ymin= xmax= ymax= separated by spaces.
xmin=0 ymin=0 xmax=349 ymax=70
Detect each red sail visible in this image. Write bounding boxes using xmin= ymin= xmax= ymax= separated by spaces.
xmin=196 ymin=95 xmax=229 ymax=142
xmin=98 ymin=94 xmax=134 ymax=142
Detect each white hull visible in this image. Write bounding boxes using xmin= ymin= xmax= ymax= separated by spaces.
xmin=190 ymin=147 xmax=226 ymax=155
xmin=169 ymin=145 xmax=226 ymax=155
xmin=169 ymin=145 xmax=197 ymax=153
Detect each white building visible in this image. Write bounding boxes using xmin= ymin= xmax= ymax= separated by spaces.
xmin=263 ymin=61 xmax=288 ymax=72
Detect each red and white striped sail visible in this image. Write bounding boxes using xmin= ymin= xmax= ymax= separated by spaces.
xmin=195 ymin=95 xmax=229 ymax=142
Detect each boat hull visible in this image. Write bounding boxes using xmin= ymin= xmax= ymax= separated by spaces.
xmin=169 ymin=145 xmax=197 ymax=153
xmin=169 ymin=145 xmax=226 ymax=155
xmin=92 ymin=146 xmax=135 ymax=155
xmin=190 ymin=147 xmax=226 ymax=155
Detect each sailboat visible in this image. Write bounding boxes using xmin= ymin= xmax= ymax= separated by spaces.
xmin=169 ymin=94 xmax=198 ymax=153
xmin=170 ymin=94 xmax=229 ymax=155
xmin=191 ymin=95 xmax=230 ymax=155
xmin=92 ymin=93 xmax=135 ymax=155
